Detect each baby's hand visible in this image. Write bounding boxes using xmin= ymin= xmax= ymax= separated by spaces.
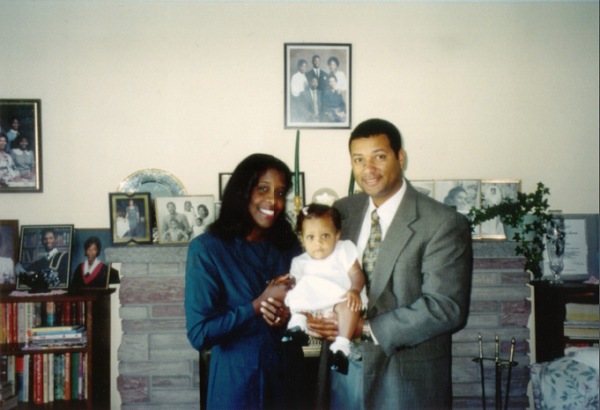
xmin=342 ymin=290 xmax=362 ymax=312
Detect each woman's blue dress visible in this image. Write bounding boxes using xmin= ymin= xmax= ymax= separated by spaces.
xmin=185 ymin=232 xmax=303 ymax=410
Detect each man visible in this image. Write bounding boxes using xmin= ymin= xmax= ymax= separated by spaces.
xmin=296 ymin=77 xmax=322 ymax=123
xmin=321 ymin=76 xmax=346 ymax=123
xmin=309 ymin=118 xmax=473 ymax=409
xmin=17 ymin=228 xmax=69 ymax=288
xmin=290 ymin=59 xmax=309 ymax=122
xmin=161 ymin=202 xmax=191 ymax=237
xmin=305 ymin=55 xmax=329 ymax=91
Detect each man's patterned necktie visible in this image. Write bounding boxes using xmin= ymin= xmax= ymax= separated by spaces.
xmin=362 ymin=209 xmax=381 ymax=293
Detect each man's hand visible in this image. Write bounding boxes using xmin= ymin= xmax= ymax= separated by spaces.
xmin=305 ymin=312 xmax=339 ymax=341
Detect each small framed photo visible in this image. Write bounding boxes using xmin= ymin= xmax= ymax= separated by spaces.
xmin=219 ymin=173 xmax=232 ymax=201
xmin=480 ymin=180 xmax=521 ymax=239
xmin=109 ymin=192 xmax=152 ymax=245
xmin=0 ymin=220 xmax=19 ymax=290
xmin=16 ymin=225 xmax=74 ymax=290
xmin=156 ymin=195 xmax=215 ymax=244
xmin=411 ymin=180 xmax=435 ymax=198
xmin=434 ymin=180 xmax=481 ymax=238
xmin=285 ymin=172 xmax=306 ymax=227
xmin=0 ymin=99 xmax=43 ymax=193
xmin=284 ymin=43 xmax=351 ymax=129
xmin=71 ymin=228 xmax=119 ymax=290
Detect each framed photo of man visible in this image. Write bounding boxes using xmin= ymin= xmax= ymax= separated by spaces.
xmin=156 ymin=195 xmax=215 ymax=244
xmin=16 ymin=225 xmax=74 ymax=291
xmin=0 ymin=220 xmax=19 ymax=290
xmin=284 ymin=43 xmax=351 ymax=129
xmin=0 ymin=99 xmax=43 ymax=193
xmin=109 ymin=192 xmax=152 ymax=246
xmin=71 ymin=228 xmax=120 ymax=290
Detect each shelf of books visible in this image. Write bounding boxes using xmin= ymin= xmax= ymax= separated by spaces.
xmin=0 ymin=290 xmax=114 ymax=410
xmin=530 ymin=280 xmax=599 ymax=363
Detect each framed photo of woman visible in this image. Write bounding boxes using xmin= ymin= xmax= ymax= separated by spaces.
xmin=284 ymin=43 xmax=351 ymax=129
xmin=479 ymin=180 xmax=521 ymax=239
xmin=0 ymin=220 xmax=19 ymax=290
xmin=109 ymin=192 xmax=152 ymax=245
xmin=71 ymin=228 xmax=119 ymax=290
xmin=0 ymin=99 xmax=43 ymax=193
xmin=434 ymin=180 xmax=481 ymax=238
xmin=155 ymin=195 xmax=215 ymax=244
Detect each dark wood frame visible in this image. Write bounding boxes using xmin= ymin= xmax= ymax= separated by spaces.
xmin=109 ymin=192 xmax=153 ymax=246
xmin=284 ymin=43 xmax=352 ymax=129
xmin=0 ymin=219 xmax=19 ymax=290
xmin=16 ymin=224 xmax=74 ymax=290
xmin=0 ymin=99 xmax=43 ymax=193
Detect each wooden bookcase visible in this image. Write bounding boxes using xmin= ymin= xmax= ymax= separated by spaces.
xmin=0 ymin=289 xmax=115 ymax=409
xmin=530 ymin=281 xmax=599 ymax=363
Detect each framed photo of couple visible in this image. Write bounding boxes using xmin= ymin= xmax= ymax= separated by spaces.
xmin=284 ymin=43 xmax=351 ymax=129
xmin=109 ymin=192 xmax=152 ymax=246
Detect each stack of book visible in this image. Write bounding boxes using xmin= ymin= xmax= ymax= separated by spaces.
xmin=25 ymin=325 xmax=87 ymax=349
xmin=0 ymin=381 xmax=17 ymax=410
xmin=564 ymin=303 xmax=599 ymax=341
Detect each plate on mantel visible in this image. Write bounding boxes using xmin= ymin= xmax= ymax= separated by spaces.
xmin=117 ymin=169 xmax=187 ymax=200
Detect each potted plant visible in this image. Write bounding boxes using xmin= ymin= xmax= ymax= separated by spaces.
xmin=468 ymin=182 xmax=552 ymax=279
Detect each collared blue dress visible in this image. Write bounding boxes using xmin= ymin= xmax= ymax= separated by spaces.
xmin=185 ymin=232 xmax=303 ymax=410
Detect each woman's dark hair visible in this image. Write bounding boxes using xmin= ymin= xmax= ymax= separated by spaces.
xmin=84 ymin=236 xmax=102 ymax=253
xmin=209 ymin=153 xmax=296 ymax=249
xmin=327 ymin=56 xmax=340 ymax=67
xmin=295 ymin=203 xmax=342 ymax=234
xmin=197 ymin=204 xmax=209 ymax=215
xmin=444 ymin=186 xmax=468 ymax=206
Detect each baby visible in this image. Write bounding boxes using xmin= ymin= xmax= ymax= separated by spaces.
xmin=285 ymin=203 xmax=367 ymax=375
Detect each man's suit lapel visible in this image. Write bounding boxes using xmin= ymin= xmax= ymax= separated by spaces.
xmin=368 ymin=183 xmax=419 ymax=305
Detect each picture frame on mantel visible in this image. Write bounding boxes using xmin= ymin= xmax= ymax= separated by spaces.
xmin=0 ymin=99 xmax=43 ymax=193
xmin=109 ymin=192 xmax=152 ymax=246
xmin=479 ymin=179 xmax=521 ymax=240
xmin=284 ymin=43 xmax=351 ymax=129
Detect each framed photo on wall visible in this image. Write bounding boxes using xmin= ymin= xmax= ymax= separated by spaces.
xmin=284 ymin=43 xmax=351 ymax=129
xmin=16 ymin=225 xmax=74 ymax=290
xmin=0 ymin=220 xmax=19 ymax=290
xmin=411 ymin=180 xmax=435 ymax=198
xmin=109 ymin=192 xmax=152 ymax=245
xmin=155 ymin=195 xmax=215 ymax=244
xmin=479 ymin=179 xmax=521 ymax=239
xmin=71 ymin=228 xmax=119 ymax=290
xmin=0 ymin=99 xmax=43 ymax=193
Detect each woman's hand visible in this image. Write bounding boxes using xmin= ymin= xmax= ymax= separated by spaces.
xmin=253 ymin=274 xmax=296 ymax=327
xmin=305 ymin=312 xmax=339 ymax=341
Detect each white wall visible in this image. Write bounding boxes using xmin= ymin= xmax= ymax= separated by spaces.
xmin=1 ymin=1 xmax=598 ymax=225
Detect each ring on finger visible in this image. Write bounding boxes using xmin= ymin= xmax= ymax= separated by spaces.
xmin=274 ymin=316 xmax=281 ymax=323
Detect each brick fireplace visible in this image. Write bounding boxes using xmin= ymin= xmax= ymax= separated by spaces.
xmin=106 ymin=240 xmax=531 ymax=410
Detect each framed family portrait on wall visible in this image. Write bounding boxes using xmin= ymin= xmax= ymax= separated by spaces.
xmin=0 ymin=220 xmax=19 ymax=289
xmin=155 ymin=195 xmax=215 ymax=244
xmin=0 ymin=99 xmax=42 ymax=193
xmin=109 ymin=192 xmax=152 ymax=245
xmin=284 ymin=43 xmax=351 ymax=129
xmin=16 ymin=225 xmax=74 ymax=290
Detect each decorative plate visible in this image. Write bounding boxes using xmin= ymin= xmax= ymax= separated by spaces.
xmin=117 ymin=169 xmax=186 ymax=200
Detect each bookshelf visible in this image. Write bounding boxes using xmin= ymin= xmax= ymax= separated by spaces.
xmin=0 ymin=289 xmax=115 ymax=409
xmin=530 ymin=281 xmax=599 ymax=363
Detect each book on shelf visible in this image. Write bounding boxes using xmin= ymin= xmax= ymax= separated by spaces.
xmin=565 ymin=303 xmax=599 ymax=322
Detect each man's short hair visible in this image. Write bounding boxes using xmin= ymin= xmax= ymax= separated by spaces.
xmin=41 ymin=228 xmax=55 ymax=239
xmin=312 ymin=55 xmax=320 ymax=63
xmin=349 ymin=118 xmax=402 ymax=157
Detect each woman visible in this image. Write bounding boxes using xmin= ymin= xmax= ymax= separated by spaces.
xmin=444 ymin=186 xmax=469 ymax=213
xmin=125 ymin=199 xmax=140 ymax=237
xmin=10 ymin=135 xmax=35 ymax=179
xmin=0 ymin=134 xmax=20 ymax=185
xmin=327 ymin=56 xmax=347 ymax=93
xmin=4 ymin=117 xmax=20 ymax=154
xmin=70 ymin=236 xmax=109 ymax=288
xmin=185 ymin=153 xmax=303 ymax=410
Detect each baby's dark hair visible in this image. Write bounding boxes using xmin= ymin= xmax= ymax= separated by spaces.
xmin=295 ymin=203 xmax=342 ymax=234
